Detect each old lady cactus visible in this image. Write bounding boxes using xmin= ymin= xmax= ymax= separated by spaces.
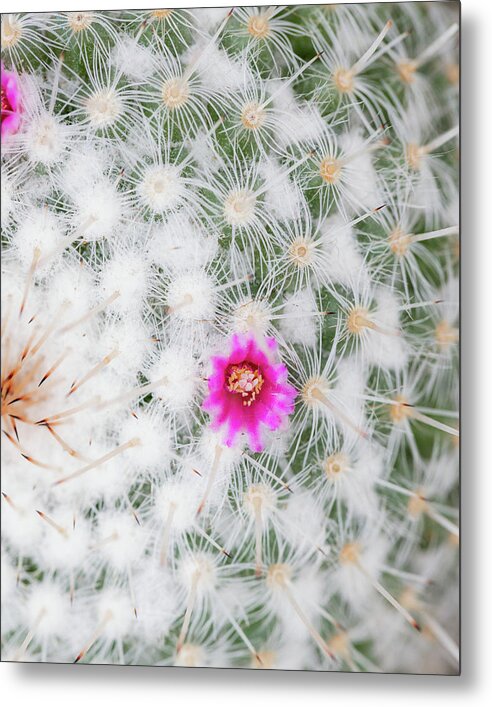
xmin=1 ymin=3 xmax=459 ymax=673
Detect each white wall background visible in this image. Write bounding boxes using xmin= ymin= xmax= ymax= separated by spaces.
xmin=1 ymin=1 xmax=489 ymax=705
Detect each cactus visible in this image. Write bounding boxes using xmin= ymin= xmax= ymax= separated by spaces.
xmin=1 ymin=3 xmax=459 ymax=673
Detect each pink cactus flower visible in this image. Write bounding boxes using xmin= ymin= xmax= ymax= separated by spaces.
xmin=1 ymin=64 xmax=21 ymax=138
xmin=203 ymin=332 xmax=297 ymax=452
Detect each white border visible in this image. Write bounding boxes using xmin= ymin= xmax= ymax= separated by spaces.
xmin=2 ymin=1 xmax=492 ymax=705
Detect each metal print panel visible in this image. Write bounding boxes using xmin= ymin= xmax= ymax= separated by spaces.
xmin=1 ymin=2 xmax=460 ymax=673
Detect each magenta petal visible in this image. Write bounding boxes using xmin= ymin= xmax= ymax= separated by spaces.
xmin=5 ymin=77 xmax=19 ymax=110
xmin=1 ymin=64 xmax=21 ymax=138
xmin=1 ymin=113 xmax=20 ymax=136
xmin=202 ymin=331 xmax=297 ymax=453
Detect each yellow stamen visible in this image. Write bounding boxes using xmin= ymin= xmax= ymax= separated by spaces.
xmin=227 ymin=364 xmax=264 ymax=407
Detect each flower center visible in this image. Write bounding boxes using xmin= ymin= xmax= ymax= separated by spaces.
xmin=1 ymin=86 xmax=12 ymax=116
xmin=226 ymin=362 xmax=264 ymax=406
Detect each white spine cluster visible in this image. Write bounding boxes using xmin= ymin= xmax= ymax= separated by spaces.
xmin=1 ymin=3 xmax=459 ymax=673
